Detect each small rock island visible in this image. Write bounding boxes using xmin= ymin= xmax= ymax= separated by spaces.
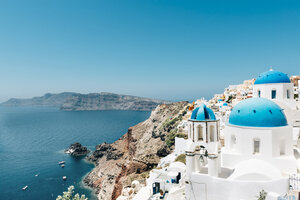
xmin=65 ymin=142 xmax=90 ymax=156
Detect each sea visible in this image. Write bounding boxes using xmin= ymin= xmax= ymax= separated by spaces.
xmin=0 ymin=106 xmax=150 ymax=200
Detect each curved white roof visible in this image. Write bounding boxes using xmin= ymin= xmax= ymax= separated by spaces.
xmin=228 ymin=159 xmax=282 ymax=181
xmin=170 ymin=161 xmax=186 ymax=169
xmin=167 ymin=171 xmax=179 ymax=177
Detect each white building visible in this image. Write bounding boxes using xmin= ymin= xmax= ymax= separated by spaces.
xmin=298 ymin=80 xmax=300 ymax=97
xmin=185 ymin=104 xmax=221 ymax=200
xmin=185 ymin=98 xmax=298 ymax=200
xmin=223 ymin=98 xmax=297 ymax=174
xmin=252 ymin=69 xmax=300 ymax=143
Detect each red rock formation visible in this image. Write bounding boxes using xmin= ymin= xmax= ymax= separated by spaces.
xmin=84 ymin=101 xmax=188 ymax=200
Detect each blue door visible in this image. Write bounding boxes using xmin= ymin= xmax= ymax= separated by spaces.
xmin=152 ymin=182 xmax=160 ymax=194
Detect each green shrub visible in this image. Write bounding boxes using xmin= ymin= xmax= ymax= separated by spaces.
xmin=141 ymin=171 xmax=150 ymax=179
xmin=175 ymin=154 xmax=186 ymax=164
xmin=56 ymin=185 xmax=88 ymax=200
xmin=176 ymin=132 xmax=188 ymax=139
xmin=166 ymin=129 xmax=177 ymax=147
xmin=160 ymin=116 xmax=181 ymax=132
xmin=166 ymin=130 xmax=187 ymax=147
xmin=256 ymin=190 xmax=267 ymax=200
xmin=160 ymin=119 xmax=171 ymax=132
xmin=160 ymin=112 xmax=187 ymax=147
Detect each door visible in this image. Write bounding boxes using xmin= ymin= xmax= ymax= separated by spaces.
xmin=176 ymin=172 xmax=181 ymax=183
xmin=152 ymin=182 xmax=160 ymax=194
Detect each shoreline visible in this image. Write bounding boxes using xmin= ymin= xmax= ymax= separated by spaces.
xmin=82 ymin=102 xmax=189 ymax=200
xmin=0 ymin=107 xmax=151 ymax=200
xmin=80 ymin=170 xmax=98 ymax=200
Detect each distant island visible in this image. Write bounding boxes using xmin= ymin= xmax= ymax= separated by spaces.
xmin=1 ymin=92 xmax=172 ymax=111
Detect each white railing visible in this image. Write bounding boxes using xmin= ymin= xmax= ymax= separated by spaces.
xmin=289 ymin=174 xmax=300 ymax=191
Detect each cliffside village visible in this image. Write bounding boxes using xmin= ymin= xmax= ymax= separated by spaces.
xmin=116 ymin=69 xmax=300 ymax=200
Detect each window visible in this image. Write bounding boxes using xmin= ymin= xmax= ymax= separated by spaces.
xmin=280 ymin=139 xmax=285 ymax=155
xmin=197 ymin=125 xmax=203 ymax=141
xmin=287 ymin=90 xmax=290 ymax=99
xmin=210 ymin=125 xmax=215 ymax=142
xmin=253 ymin=139 xmax=260 ymax=154
xmin=271 ymin=90 xmax=276 ymax=99
xmin=189 ymin=124 xmax=192 ymax=139
xmin=231 ymin=135 xmax=236 ymax=149
xmin=192 ymin=125 xmax=194 ymax=142
xmin=258 ymin=90 xmax=261 ymax=97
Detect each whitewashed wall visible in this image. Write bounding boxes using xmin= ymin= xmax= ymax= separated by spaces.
xmin=188 ymin=173 xmax=289 ymax=200
xmin=222 ymin=125 xmax=296 ymax=173
xmin=253 ymin=83 xmax=294 ymax=101
xmin=174 ymin=137 xmax=188 ymax=156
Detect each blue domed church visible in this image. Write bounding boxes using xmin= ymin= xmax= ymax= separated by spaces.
xmin=185 ymin=104 xmax=221 ymax=200
xmin=185 ymin=98 xmax=297 ymax=200
xmin=253 ymin=69 xmax=295 ymax=107
xmin=222 ymin=98 xmax=296 ymax=173
xmin=253 ymin=69 xmax=300 ymax=143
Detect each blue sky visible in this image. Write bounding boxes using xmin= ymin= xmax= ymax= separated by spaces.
xmin=1 ymin=0 xmax=300 ymax=102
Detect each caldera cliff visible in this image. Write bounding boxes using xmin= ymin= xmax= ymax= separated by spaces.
xmin=1 ymin=92 xmax=171 ymax=111
xmin=84 ymin=101 xmax=188 ymax=200
xmin=61 ymin=92 xmax=171 ymax=111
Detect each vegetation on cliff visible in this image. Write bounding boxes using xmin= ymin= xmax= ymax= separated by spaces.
xmin=56 ymin=185 xmax=88 ymax=200
xmin=159 ymin=110 xmax=188 ymax=147
xmin=175 ymin=154 xmax=186 ymax=164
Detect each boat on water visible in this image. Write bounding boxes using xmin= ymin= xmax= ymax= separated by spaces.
xmin=62 ymin=176 xmax=67 ymax=180
xmin=61 ymin=164 xmax=65 ymax=168
xmin=22 ymin=186 xmax=28 ymax=191
xmin=58 ymin=161 xmax=65 ymax=165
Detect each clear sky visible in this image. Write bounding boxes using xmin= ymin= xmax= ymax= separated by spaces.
xmin=1 ymin=0 xmax=300 ymax=102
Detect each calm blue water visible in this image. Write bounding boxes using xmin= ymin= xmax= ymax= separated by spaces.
xmin=0 ymin=106 xmax=150 ymax=200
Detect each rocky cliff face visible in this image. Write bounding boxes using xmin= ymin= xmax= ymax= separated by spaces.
xmin=84 ymin=101 xmax=188 ymax=200
xmin=60 ymin=92 xmax=171 ymax=111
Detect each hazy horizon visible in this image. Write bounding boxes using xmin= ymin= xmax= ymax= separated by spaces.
xmin=0 ymin=90 xmax=198 ymax=103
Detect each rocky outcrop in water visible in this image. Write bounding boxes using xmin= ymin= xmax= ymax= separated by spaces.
xmin=84 ymin=101 xmax=188 ymax=200
xmin=65 ymin=142 xmax=90 ymax=156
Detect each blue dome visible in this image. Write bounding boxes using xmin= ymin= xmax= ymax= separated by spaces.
xmin=229 ymin=98 xmax=287 ymax=127
xmin=254 ymin=70 xmax=290 ymax=85
xmin=190 ymin=104 xmax=216 ymax=121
